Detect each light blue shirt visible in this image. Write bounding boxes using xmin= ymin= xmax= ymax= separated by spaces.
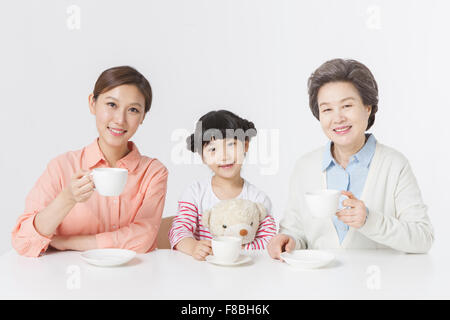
xmin=322 ymin=134 xmax=377 ymax=244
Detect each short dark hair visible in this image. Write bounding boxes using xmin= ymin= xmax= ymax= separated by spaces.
xmin=93 ymin=66 xmax=153 ymax=113
xmin=187 ymin=110 xmax=257 ymax=154
xmin=307 ymin=59 xmax=379 ymax=130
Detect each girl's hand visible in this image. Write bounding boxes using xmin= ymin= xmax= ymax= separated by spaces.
xmin=336 ymin=191 xmax=367 ymax=229
xmin=192 ymin=240 xmax=212 ymax=261
xmin=64 ymin=170 xmax=95 ymax=204
xmin=267 ymin=234 xmax=296 ymax=261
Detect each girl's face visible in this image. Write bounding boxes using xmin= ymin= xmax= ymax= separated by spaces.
xmin=317 ymin=81 xmax=372 ymax=150
xmin=202 ymin=138 xmax=249 ymax=179
xmin=89 ymin=84 xmax=146 ymax=150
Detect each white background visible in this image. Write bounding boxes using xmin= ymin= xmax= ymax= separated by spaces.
xmin=1 ymin=0 xmax=449 ymax=256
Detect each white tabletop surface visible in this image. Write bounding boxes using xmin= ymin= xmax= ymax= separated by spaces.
xmin=1 ymin=248 xmax=449 ymax=299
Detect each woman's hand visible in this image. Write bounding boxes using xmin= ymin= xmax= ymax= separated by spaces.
xmin=50 ymin=235 xmax=97 ymax=251
xmin=267 ymin=234 xmax=296 ymax=261
xmin=64 ymin=170 xmax=95 ymax=204
xmin=336 ymin=191 xmax=367 ymax=229
xmin=49 ymin=235 xmax=69 ymax=251
xmin=33 ymin=171 xmax=95 ymax=238
xmin=192 ymin=240 xmax=212 ymax=261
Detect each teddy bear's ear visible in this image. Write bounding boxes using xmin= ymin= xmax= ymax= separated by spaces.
xmin=255 ymin=202 xmax=267 ymax=221
xmin=201 ymin=209 xmax=212 ymax=229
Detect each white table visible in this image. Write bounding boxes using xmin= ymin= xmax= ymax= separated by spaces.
xmin=1 ymin=248 xmax=449 ymax=299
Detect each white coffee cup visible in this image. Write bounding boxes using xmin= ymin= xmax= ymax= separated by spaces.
xmin=211 ymin=236 xmax=242 ymax=263
xmin=91 ymin=168 xmax=128 ymax=197
xmin=304 ymin=189 xmax=341 ymax=219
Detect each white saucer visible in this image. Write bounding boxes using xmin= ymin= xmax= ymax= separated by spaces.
xmin=205 ymin=254 xmax=252 ymax=266
xmin=80 ymin=248 xmax=136 ymax=267
xmin=281 ymin=250 xmax=335 ymax=269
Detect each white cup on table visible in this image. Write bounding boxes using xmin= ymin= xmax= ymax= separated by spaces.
xmin=211 ymin=236 xmax=242 ymax=263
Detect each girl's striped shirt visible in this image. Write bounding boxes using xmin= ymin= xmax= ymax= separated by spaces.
xmin=169 ymin=177 xmax=276 ymax=250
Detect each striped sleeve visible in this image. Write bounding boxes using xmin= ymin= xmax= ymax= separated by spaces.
xmin=244 ymin=189 xmax=276 ymax=250
xmin=169 ymin=201 xmax=199 ymax=249
xmin=169 ymin=183 xmax=201 ymax=249
xmin=244 ymin=214 xmax=277 ymax=250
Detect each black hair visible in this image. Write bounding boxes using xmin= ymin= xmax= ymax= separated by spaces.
xmin=186 ymin=110 xmax=257 ymax=154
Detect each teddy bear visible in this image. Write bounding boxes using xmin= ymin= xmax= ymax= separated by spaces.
xmin=201 ymin=199 xmax=267 ymax=244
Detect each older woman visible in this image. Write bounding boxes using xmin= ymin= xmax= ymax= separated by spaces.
xmin=268 ymin=59 xmax=434 ymax=258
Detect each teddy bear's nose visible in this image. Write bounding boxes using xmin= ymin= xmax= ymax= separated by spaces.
xmin=240 ymin=229 xmax=248 ymax=236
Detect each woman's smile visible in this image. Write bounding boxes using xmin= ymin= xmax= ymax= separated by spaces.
xmin=333 ymin=125 xmax=352 ymax=135
xmin=107 ymin=126 xmax=127 ymax=137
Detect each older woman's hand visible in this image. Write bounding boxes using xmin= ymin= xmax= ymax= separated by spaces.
xmin=336 ymin=191 xmax=367 ymax=229
xmin=267 ymin=234 xmax=296 ymax=261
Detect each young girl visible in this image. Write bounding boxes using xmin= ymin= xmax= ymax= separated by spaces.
xmin=12 ymin=66 xmax=168 ymax=257
xmin=169 ymin=110 xmax=276 ymax=260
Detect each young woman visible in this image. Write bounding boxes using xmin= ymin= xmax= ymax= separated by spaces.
xmin=169 ymin=110 xmax=277 ymax=261
xmin=12 ymin=66 xmax=168 ymax=257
